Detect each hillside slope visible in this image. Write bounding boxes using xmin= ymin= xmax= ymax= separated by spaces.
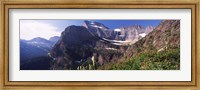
xmin=101 ymin=20 xmax=180 ymax=70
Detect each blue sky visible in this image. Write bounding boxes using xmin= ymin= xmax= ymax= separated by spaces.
xmin=95 ymin=20 xmax=162 ymax=29
xmin=20 ymin=20 xmax=162 ymax=40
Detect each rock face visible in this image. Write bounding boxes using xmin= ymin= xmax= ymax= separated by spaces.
xmin=124 ymin=20 xmax=180 ymax=59
xmin=113 ymin=25 xmax=154 ymax=42
xmin=50 ymin=26 xmax=97 ymax=69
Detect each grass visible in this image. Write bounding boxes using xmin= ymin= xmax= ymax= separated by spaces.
xmin=106 ymin=48 xmax=180 ymax=70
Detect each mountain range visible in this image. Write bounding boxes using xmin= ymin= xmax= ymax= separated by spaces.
xmin=20 ymin=20 xmax=180 ymax=70
xmin=20 ymin=36 xmax=59 ymax=65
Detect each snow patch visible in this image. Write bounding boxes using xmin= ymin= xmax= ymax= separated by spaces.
xmin=90 ymin=25 xmax=103 ymax=29
xmin=102 ymin=38 xmax=131 ymax=45
xmin=90 ymin=22 xmax=95 ymax=24
xmin=114 ymin=29 xmax=121 ymax=32
xmin=139 ymin=33 xmax=147 ymax=37
xmin=105 ymin=48 xmax=117 ymax=50
xmin=102 ymin=38 xmax=130 ymax=43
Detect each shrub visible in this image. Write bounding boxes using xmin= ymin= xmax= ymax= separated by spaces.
xmin=106 ymin=48 xmax=180 ymax=70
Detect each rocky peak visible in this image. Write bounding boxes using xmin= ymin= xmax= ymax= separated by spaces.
xmin=49 ymin=36 xmax=60 ymax=42
xmin=82 ymin=20 xmax=112 ymax=39
xmin=83 ymin=20 xmax=109 ymax=30
xmin=29 ymin=37 xmax=50 ymax=43
xmin=27 ymin=37 xmax=54 ymax=49
xmin=59 ymin=25 xmax=95 ymax=45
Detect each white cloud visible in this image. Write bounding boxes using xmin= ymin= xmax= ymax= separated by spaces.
xmin=20 ymin=20 xmax=60 ymax=40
